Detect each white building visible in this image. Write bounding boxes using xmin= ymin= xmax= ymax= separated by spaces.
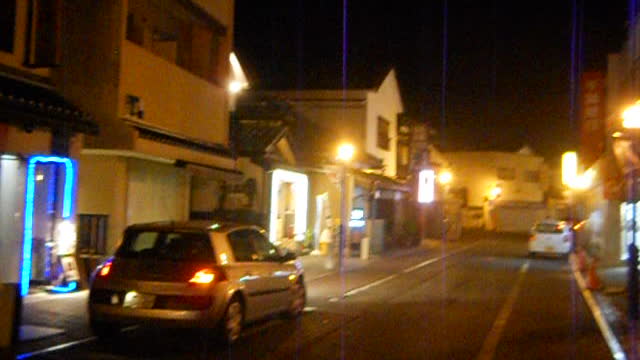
xmin=442 ymin=146 xmax=550 ymax=232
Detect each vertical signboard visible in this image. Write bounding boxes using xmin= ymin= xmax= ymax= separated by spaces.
xmin=580 ymin=72 xmax=605 ymax=168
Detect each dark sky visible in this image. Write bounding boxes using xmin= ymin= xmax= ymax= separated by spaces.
xmin=233 ymin=1 xmax=628 ymax=162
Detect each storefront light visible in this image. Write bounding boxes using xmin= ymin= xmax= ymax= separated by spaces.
xmin=269 ymin=169 xmax=309 ymax=243
xmin=22 ymin=156 xmax=76 ymax=297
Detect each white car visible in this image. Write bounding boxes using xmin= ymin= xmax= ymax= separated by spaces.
xmin=89 ymin=221 xmax=306 ymax=344
xmin=528 ymin=220 xmax=573 ymax=256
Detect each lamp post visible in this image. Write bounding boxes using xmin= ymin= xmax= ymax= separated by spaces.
xmin=336 ymin=143 xmax=355 ymax=273
xmin=621 ymin=102 xmax=640 ymax=321
xmin=438 ymin=170 xmax=453 ymax=240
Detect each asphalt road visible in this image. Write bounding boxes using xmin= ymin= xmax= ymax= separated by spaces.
xmin=25 ymin=233 xmax=612 ymax=360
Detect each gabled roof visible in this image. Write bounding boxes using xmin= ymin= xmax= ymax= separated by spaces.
xmin=232 ymin=119 xmax=288 ymax=157
xmin=258 ymin=65 xmax=394 ymax=91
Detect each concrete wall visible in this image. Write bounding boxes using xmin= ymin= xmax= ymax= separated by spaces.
xmin=76 ymin=155 xmax=128 ymax=253
xmin=119 ymin=41 xmax=229 ymax=145
xmin=366 ymin=70 xmax=403 ymax=177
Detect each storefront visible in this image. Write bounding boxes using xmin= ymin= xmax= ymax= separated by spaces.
xmin=269 ymin=169 xmax=309 ymax=250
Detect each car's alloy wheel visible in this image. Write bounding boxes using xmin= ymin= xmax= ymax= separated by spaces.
xmin=287 ymin=279 xmax=306 ymax=318
xmin=223 ymin=297 xmax=244 ymax=344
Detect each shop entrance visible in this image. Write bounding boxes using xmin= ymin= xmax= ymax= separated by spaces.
xmin=269 ymin=169 xmax=309 ymax=252
xmin=21 ymin=156 xmax=79 ymax=296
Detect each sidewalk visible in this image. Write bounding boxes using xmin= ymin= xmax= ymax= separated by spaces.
xmin=570 ymin=252 xmax=635 ymax=359
xmin=12 ymin=238 xmax=448 ymax=358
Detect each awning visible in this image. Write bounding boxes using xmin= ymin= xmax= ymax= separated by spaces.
xmin=353 ymin=170 xmax=410 ymax=193
xmin=174 ymin=159 xmax=243 ymax=183
xmin=0 ymin=74 xmax=98 ymax=135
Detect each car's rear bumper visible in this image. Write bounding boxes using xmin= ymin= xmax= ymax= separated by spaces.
xmin=89 ymin=304 xmax=220 ymax=328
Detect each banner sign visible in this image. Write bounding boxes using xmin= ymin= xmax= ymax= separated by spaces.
xmin=580 ymin=72 xmax=606 ymax=168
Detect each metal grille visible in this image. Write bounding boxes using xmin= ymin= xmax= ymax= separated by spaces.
xmin=77 ymin=214 xmax=108 ymax=255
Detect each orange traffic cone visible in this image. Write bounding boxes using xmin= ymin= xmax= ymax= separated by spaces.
xmin=586 ymin=259 xmax=602 ymax=291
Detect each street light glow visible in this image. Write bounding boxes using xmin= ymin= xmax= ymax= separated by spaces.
xmin=489 ymin=185 xmax=502 ymax=200
xmin=337 ymin=143 xmax=355 ymax=162
xmin=623 ymin=101 xmax=640 ymax=129
xmin=438 ymin=170 xmax=453 ymax=185
xmin=229 ymin=80 xmax=244 ymax=94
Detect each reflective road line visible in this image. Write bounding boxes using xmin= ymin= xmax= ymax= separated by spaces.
xmin=572 ymin=265 xmax=626 ymax=360
xmin=341 ymin=242 xmax=481 ymax=299
xmin=476 ymin=260 xmax=530 ymax=360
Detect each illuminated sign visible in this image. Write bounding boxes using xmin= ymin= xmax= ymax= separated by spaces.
xmin=349 ymin=208 xmax=366 ymax=228
xmin=562 ymin=152 xmax=577 ymax=187
xmin=418 ymin=169 xmax=435 ymax=203
xmin=22 ymin=156 xmax=76 ymax=297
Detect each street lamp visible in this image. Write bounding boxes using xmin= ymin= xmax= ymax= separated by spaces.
xmin=336 ymin=143 xmax=354 ymax=273
xmin=620 ymin=101 xmax=640 ymax=321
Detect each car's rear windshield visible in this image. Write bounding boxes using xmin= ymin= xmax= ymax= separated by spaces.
xmin=116 ymin=229 xmax=215 ymax=262
xmin=534 ymin=223 xmax=564 ymax=234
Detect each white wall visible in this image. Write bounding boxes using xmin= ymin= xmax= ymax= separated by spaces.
xmin=444 ymin=151 xmax=547 ymax=207
xmin=126 ymin=158 xmax=189 ymax=225
xmin=366 ymin=70 xmax=403 ymax=177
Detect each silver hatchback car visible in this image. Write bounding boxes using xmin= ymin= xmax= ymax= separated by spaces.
xmin=88 ymin=221 xmax=306 ymax=343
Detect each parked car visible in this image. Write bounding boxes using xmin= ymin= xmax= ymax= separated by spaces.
xmin=528 ymin=220 xmax=573 ymax=257
xmin=88 ymin=221 xmax=306 ymax=344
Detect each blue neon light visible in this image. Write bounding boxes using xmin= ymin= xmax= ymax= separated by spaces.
xmin=50 ymin=281 xmax=78 ymax=293
xmin=21 ymin=156 xmax=76 ymax=297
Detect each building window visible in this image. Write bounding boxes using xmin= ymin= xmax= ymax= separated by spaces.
xmin=77 ymin=214 xmax=108 ymax=255
xmin=524 ymin=170 xmax=540 ymax=183
xmin=24 ymin=0 xmax=62 ymax=67
xmin=497 ymin=167 xmax=515 ymax=181
xmin=0 ymin=0 xmax=16 ymax=53
xmin=377 ymin=116 xmax=390 ymax=150
xmin=126 ymin=0 xmax=226 ymax=84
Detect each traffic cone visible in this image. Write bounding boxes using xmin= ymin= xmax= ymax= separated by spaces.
xmin=586 ymin=259 xmax=602 ymax=291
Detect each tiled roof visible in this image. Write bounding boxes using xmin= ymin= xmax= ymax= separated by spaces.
xmin=0 ymin=74 xmax=97 ymax=134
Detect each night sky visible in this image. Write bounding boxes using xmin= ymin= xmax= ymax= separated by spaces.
xmin=233 ymin=1 xmax=628 ymax=162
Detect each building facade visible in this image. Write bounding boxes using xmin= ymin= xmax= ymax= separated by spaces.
xmin=442 ymin=147 xmax=550 ymax=232
xmin=1 ymin=0 xmax=98 ymax=295
xmin=264 ymin=69 xmax=409 ymax=254
xmin=56 ymin=0 xmax=240 ymax=280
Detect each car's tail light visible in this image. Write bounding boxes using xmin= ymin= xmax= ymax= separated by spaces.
xmin=189 ymin=269 xmax=216 ymax=284
xmin=99 ymin=260 xmax=113 ymax=277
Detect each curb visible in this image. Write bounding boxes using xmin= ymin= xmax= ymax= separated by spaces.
xmin=569 ymin=254 xmax=627 ymax=360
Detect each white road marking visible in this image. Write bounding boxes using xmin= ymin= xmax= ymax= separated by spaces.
xmin=339 ymin=242 xmax=481 ymax=299
xmin=476 ymin=260 xmax=530 ymax=360
xmin=16 ymin=336 xmax=97 ymax=359
xmin=571 ymin=263 xmax=626 ymax=360
xmin=16 ymin=325 xmax=139 ymax=359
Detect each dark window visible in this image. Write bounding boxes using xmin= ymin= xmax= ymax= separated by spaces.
xmin=77 ymin=214 xmax=108 ymax=255
xmin=377 ymin=116 xmax=390 ymax=150
xmin=248 ymin=229 xmax=280 ymax=262
xmin=126 ymin=0 xmax=225 ymax=84
xmin=497 ymin=167 xmax=515 ymax=181
xmin=534 ymin=223 xmax=565 ymax=234
xmin=524 ymin=170 xmax=540 ymax=183
xmin=0 ymin=0 xmax=16 ymax=53
xmin=24 ymin=0 xmax=62 ymax=67
xmin=116 ymin=230 xmax=214 ymax=262
xmin=227 ymin=229 xmax=258 ymax=262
